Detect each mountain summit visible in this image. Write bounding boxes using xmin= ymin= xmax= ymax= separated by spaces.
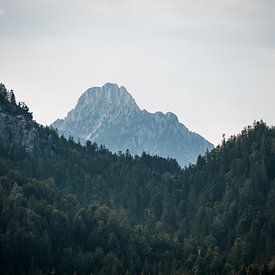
xmin=52 ymin=83 xmax=213 ymax=166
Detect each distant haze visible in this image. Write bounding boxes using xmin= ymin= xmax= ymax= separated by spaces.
xmin=0 ymin=0 xmax=274 ymax=145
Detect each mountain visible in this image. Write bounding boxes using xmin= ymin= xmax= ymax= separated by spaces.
xmin=0 ymin=84 xmax=184 ymax=275
xmin=1 ymin=84 xmax=275 ymax=274
xmin=51 ymin=83 xmax=214 ymax=166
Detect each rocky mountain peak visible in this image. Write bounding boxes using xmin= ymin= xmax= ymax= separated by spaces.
xmin=52 ymin=83 xmax=214 ymax=166
xmin=165 ymin=112 xmax=179 ymax=123
xmin=76 ymin=83 xmax=139 ymax=113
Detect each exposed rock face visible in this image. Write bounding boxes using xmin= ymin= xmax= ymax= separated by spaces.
xmin=0 ymin=86 xmax=39 ymax=153
xmin=0 ymin=113 xmax=38 ymax=153
xmin=52 ymin=83 xmax=214 ymax=166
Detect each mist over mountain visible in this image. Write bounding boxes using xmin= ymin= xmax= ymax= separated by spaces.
xmin=52 ymin=83 xmax=213 ymax=166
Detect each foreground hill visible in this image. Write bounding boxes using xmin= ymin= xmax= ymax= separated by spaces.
xmin=0 ymin=84 xmax=274 ymax=274
xmin=52 ymin=83 xmax=213 ymax=166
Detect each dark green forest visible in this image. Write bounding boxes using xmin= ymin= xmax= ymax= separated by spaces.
xmin=0 ymin=84 xmax=274 ymax=274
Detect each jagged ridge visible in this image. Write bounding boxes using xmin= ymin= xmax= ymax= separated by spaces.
xmin=52 ymin=83 xmax=214 ymax=166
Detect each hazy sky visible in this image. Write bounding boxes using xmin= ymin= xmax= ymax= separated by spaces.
xmin=0 ymin=0 xmax=274 ymax=145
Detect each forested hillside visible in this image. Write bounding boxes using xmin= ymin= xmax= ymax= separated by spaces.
xmin=0 ymin=84 xmax=274 ymax=274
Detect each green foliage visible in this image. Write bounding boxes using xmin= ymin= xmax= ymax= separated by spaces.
xmin=0 ymin=83 xmax=32 ymax=119
xmin=0 ymin=89 xmax=275 ymax=274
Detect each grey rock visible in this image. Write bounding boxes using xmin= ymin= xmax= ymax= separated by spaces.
xmin=0 ymin=113 xmax=39 ymax=153
xmin=51 ymin=83 xmax=214 ymax=166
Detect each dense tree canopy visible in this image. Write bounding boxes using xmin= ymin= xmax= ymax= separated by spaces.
xmin=0 ymin=85 xmax=274 ymax=274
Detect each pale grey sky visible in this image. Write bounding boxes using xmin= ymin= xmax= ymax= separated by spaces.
xmin=0 ymin=0 xmax=274 ymax=145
